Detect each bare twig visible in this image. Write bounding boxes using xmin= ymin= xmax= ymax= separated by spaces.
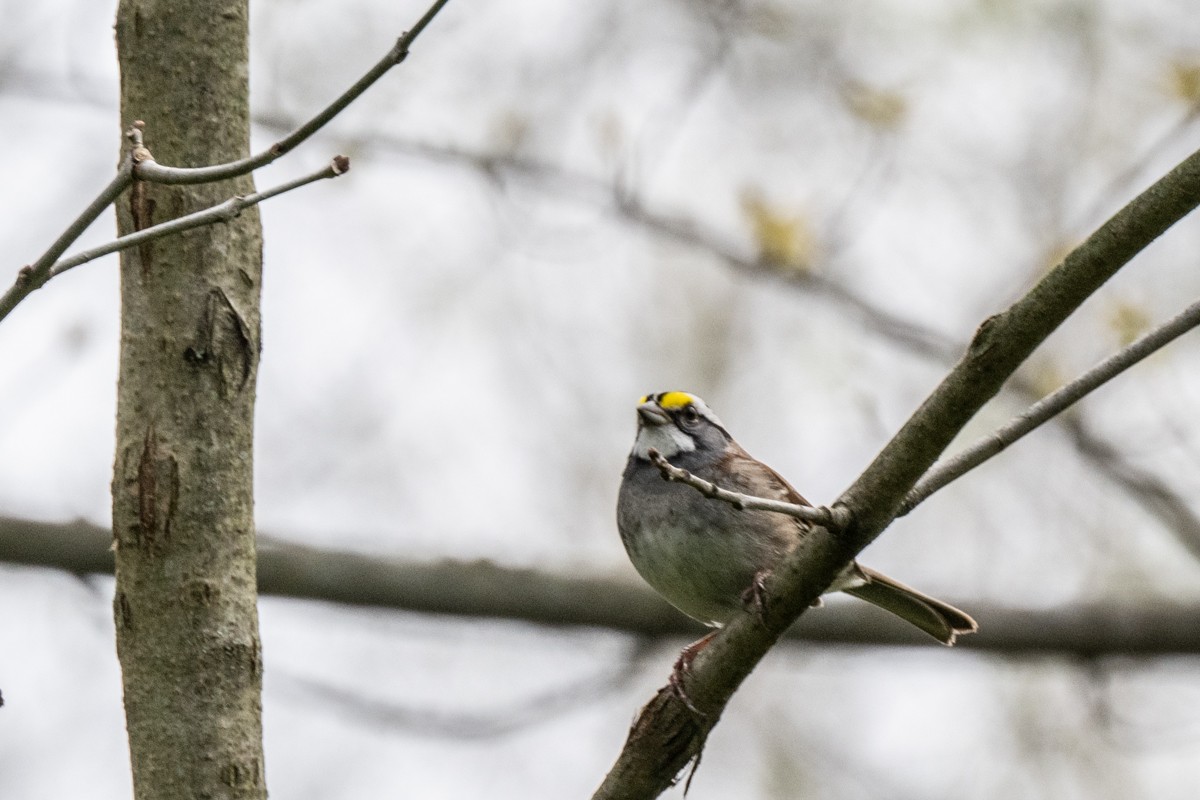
xmin=48 ymin=157 xmax=349 ymax=280
xmin=900 ymin=295 xmax=1200 ymax=514
xmin=131 ymin=0 xmax=451 ymax=186
xmin=645 ymin=448 xmax=849 ymax=528
xmin=1 ymin=0 xmax=450 ymax=325
xmin=0 ymin=154 xmax=134 ymax=322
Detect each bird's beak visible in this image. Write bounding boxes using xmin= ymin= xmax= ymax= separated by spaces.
xmin=637 ymin=402 xmax=671 ymax=426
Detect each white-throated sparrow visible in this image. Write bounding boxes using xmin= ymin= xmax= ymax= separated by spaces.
xmin=617 ymin=391 xmax=977 ymax=648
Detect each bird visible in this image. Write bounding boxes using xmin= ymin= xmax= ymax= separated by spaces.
xmin=617 ymin=391 xmax=977 ymax=669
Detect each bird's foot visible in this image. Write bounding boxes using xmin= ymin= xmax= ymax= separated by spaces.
xmin=741 ymin=570 xmax=772 ymax=626
xmin=669 ymin=632 xmax=716 ymax=716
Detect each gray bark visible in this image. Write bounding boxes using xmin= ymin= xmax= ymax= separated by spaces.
xmin=112 ymin=2 xmax=265 ymax=798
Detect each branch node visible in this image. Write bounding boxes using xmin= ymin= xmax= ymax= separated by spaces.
xmin=126 ymin=122 xmax=154 ymax=164
xmin=826 ymin=503 xmax=853 ymax=531
xmin=969 ymin=313 xmax=1002 ymax=353
xmin=391 ymin=36 xmax=411 ymax=64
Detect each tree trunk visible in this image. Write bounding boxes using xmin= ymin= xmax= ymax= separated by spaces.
xmin=111 ymin=2 xmax=265 ymax=798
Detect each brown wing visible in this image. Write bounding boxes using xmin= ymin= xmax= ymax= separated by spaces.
xmin=716 ymin=445 xmax=812 ymax=508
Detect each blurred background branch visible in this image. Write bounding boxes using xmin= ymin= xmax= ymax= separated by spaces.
xmin=4 ymin=514 xmax=1199 ymax=655
xmin=248 ymin=120 xmax=1200 ymax=562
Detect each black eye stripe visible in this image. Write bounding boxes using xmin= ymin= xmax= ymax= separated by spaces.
xmin=673 ymin=405 xmax=698 ymax=427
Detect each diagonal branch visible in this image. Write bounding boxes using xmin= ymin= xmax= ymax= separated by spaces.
xmin=130 ymin=0 xmax=451 ymax=185
xmin=0 ymin=0 xmax=450 ymax=326
xmin=49 ymin=157 xmax=349 ymax=280
xmin=900 ymin=294 xmax=1200 ymax=514
xmin=592 ymin=146 xmax=1200 ymax=799
xmin=0 ymin=154 xmax=347 ymax=325
xmin=0 ymin=155 xmax=134 ymax=322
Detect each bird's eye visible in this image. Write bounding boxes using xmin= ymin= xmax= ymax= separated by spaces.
xmin=680 ymin=406 xmax=700 ymax=425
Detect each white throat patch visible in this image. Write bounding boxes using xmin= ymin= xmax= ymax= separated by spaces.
xmin=632 ymin=423 xmax=696 ymax=460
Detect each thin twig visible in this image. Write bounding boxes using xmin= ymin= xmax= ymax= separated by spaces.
xmin=645 ymin=448 xmax=848 ymax=528
xmin=900 ymin=295 xmax=1200 ymax=515
xmin=1 ymin=0 xmax=449 ymax=325
xmin=46 ymin=157 xmax=349 ymax=280
xmin=131 ymin=0 xmax=451 ymax=186
xmin=0 ymin=154 xmax=134 ymax=322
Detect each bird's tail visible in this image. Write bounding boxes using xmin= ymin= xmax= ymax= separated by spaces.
xmin=842 ymin=565 xmax=978 ymax=645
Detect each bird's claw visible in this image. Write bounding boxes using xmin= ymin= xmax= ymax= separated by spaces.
xmin=741 ymin=569 xmax=771 ymax=627
xmin=669 ymin=632 xmax=715 ymax=717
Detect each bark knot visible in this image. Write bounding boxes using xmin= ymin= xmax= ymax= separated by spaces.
xmin=184 ymin=287 xmax=255 ymax=395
